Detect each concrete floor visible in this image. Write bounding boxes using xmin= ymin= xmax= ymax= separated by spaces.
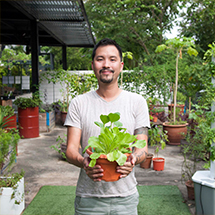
xmin=10 ymin=125 xmax=203 ymax=215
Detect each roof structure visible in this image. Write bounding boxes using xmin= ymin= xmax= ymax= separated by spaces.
xmin=0 ymin=0 xmax=95 ymax=47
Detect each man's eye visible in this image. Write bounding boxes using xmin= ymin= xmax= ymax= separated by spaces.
xmin=97 ymin=58 xmax=103 ymax=61
xmin=111 ymin=59 xmax=116 ymax=62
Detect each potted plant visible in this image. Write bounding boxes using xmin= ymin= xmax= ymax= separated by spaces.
xmin=0 ymin=109 xmax=25 ymax=215
xmin=181 ymin=104 xmax=214 ymax=200
xmin=149 ymin=125 xmax=168 ymax=171
xmin=0 ymin=105 xmax=16 ymax=130
xmin=155 ymin=37 xmax=198 ymax=145
xmin=83 ymin=112 xmax=146 ymax=182
xmin=14 ymin=95 xmax=42 ymax=138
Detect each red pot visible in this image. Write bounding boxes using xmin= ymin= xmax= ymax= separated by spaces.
xmin=140 ymin=153 xmax=153 ymax=169
xmin=86 ymin=148 xmax=131 ymax=182
xmin=152 ymin=157 xmax=165 ymax=171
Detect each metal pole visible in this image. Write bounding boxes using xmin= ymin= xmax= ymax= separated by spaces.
xmin=211 ymin=56 xmax=215 ymax=179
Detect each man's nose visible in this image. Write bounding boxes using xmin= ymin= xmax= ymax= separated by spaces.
xmin=102 ymin=59 xmax=110 ymax=68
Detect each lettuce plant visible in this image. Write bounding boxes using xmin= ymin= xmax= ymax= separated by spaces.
xmin=83 ymin=112 xmax=146 ymax=167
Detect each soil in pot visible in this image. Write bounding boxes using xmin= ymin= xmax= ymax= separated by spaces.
xmin=140 ymin=153 xmax=153 ymax=169
xmin=152 ymin=157 xmax=165 ymax=171
xmin=185 ymin=180 xmax=195 ymax=200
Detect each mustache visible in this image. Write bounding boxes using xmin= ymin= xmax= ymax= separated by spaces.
xmin=99 ymin=68 xmax=114 ymax=74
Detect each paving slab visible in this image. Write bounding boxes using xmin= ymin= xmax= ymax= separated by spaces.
xmin=10 ymin=125 xmax=205 ymax=214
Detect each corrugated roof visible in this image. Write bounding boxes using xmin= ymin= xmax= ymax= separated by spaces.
xmin=0 ymin=0 xmax=95 ymax=47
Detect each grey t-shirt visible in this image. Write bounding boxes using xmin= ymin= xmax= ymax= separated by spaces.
xmin=64 ymin=90 xmax=150 ymax=197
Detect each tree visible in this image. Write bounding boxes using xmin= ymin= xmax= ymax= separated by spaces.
xmin=179 ymin=0 xmax=215 ymax=58
xmin=85 ymin=0 xmax=186 ymax=66
xmin=155 ymin=37 xmax=198 ymax=123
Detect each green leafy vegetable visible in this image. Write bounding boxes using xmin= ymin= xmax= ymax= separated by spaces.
xmin=83 ymin=112 xmax=146 ymax=167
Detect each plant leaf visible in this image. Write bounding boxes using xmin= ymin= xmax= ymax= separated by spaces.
xmin=100 ymin=115 xmax=109 ymax=124
xmin=131 ymin=139 xmax=146 ymax=148
xmin=108 ymin=113 xmax=120 ymax=123
xmin=89 ymin=159 xmax=96 ymax=167
xmin=94 ymin=122 xmax=104 ymax=128
xmin=116 ymin=151 xmax=127 ymax=166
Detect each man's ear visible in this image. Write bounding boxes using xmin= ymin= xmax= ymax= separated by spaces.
xmin=120 ymin=62 xmax=124 ymax=72
xmin=91 ymin=61 xmax=94 ymax=70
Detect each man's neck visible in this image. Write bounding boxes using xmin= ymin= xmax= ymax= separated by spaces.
xmin=96 ymin=85 xmax=122 ymax=102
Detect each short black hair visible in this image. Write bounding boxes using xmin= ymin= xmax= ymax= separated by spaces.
xmin=92 ymin=38 xmax=122 ymax=61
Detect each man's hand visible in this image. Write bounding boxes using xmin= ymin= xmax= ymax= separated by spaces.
xmin=116 ymin=154 xmax=136 ymax=178
xmin=83 ymin=157 xmax=104 ymax=182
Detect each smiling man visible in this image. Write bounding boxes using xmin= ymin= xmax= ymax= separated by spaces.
xmin=65 ymin=38 xmax=150 ymax=215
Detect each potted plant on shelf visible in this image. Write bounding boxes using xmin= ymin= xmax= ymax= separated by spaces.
xmin=14 ymin=95 xmax=42 ymax=138
xmin=155 ymin=37 xmax=198 ymax=145
xmin=83 ymin=112 xmax=146 ymax=182
xmin=148 ymin=125 xmax=168 ymax=171
xmin=0 ymin=110 xmax=25 ymax=215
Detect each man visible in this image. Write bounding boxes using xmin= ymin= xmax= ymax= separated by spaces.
xmin=65 ymin=38 xmax=150 ymax=215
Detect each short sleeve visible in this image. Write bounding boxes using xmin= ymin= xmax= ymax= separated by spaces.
xmin=64 ymin=97 xmax=81 ymax=129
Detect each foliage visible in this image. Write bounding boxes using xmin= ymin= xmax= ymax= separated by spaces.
xmin=47 ymin=47 xmax=92 ymax=71
xmin=85 ymin=0 xmax=185 ymax=67
xmin=0 ymin=106 xmax=14 ymax=129
xmin=0 ymin=46 xmax=49 ymax=90
xmin=187 ymin=104 xmax=215 ymax=168
xmin=14 ymin=96 xmax=42 ymax=109
xmin=50 ymin=135 xmax=67 ymax=160
xmin=0 ymin=169 xmax=25 ymax=205
xmin=0 ymin=128 xmax=20 ymax=171
xmin=180 ymin=0 xmax=215 ymax=58
xmin=155 ymin=37 xmax=198 ymax=123
xmin=148 ymin=125 xmax=168 ymax=157
xmin=83 ymin=112 xmax=146 ymax=167
xmin=39 ymin=103 xmax=53 ymax=113
xmin=0 ymin=105 xmax=14 ymax=117
xmin=40 ymin=70 xmax=97 ymax=112
xmin=0 ymin=169 xmax=25 ymax=188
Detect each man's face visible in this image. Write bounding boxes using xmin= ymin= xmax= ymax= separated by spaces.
xmin=92 ymin=45 xmax=124 ymax=84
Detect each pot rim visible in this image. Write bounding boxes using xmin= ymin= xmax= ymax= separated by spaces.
xmin=163 ymin=122 xmax=188 ymax=127
xmin=152 ymin=157 xmax=165 ymax=162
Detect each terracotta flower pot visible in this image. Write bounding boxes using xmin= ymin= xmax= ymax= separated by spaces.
xmin=61 ymin=111 xmax=67 ymax=125
xmin=153 ymin=116 xmax=158 ymax=122
xmin=163 ymin=122 xmax=188 ymax=146
xmin=86 ymin=148 xmax=131 ymax=182
xmin=140 ymin=153 xmax=153 ymax=169
xmin=152 ymin=157 xmax=165 ymax=171
xmin=185 ymin=180 xmax=195 ymax=200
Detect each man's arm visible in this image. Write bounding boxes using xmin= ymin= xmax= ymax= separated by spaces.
xmin=66 ymin=126 xmax=84 ymax=168
xmin=66 ymin=126 xmax=104 ymax=181
xmin=133 ymin=127 xmax=148 ymax=165
xmin=116 ymin=127 xmax=148 ymax=178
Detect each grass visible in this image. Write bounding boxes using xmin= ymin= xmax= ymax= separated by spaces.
xmin=22 ymin=185 xmax=190 ymax=215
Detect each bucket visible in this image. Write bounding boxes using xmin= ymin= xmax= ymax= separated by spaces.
xmin=18 ymin=107 xmax=39 ymax=138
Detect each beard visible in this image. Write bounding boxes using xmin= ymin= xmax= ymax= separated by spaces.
xmin=99 ymin=68 xmax=114 ymax=83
